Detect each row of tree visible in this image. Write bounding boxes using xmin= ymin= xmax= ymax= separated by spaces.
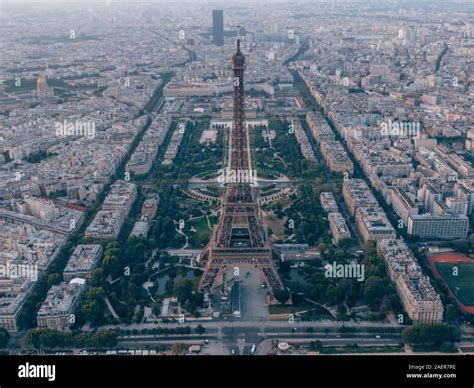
xmin=402 ymin=323 xmax=460 ymax=350
xmin=26 ymin=328 xmax=119 ymax=349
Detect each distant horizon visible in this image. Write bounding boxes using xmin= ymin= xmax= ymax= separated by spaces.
xmin=1 ymin=0 xmax=461 ymax=5
xmin=2 ymin=0 xmax=469 ymax=13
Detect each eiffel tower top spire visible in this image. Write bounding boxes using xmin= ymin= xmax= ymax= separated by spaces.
xmin=232 ymin=39 xmax=245 ymax=69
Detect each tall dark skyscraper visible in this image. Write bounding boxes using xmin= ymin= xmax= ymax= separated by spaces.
xmin=212 ymin=9 xmax=224 ymax=46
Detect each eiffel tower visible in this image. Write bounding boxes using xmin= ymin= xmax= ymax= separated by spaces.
xmin=198 ymin=40 xmax=283 ymax=298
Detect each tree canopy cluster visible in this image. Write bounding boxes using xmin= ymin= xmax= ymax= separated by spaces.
xmin=402 ymin=323 xmax=460 ymax=349
xmin=26 ymin=328 xmax=119 ymax=349
xmin=284 ymin=242 xmax=403 ymax=321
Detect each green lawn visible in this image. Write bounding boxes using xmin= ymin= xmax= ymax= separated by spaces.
xmin=435 ymin=262 xmax=474 ymax=306
xmin=269 ymin=303 xmax=315 ymax=315
xmin=190 ymin=217 xmax=213 ymax=234
xmin=268 ymin=303 xmax=334 ymax=321
xmin=263 ymin=213 xmax=286 ymax=240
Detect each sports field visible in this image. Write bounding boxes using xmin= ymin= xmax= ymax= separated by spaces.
xmin=435 ymin=262 xmax=474 ymax=306
xmin=429 ymin=253 xmax=474 ymax=313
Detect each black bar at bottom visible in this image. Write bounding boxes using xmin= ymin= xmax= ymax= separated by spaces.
xmin=0 ymin=355 xmax=473 ymax=387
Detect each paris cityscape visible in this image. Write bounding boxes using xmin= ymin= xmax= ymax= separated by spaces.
xmin=0 ymin=0 xmax=473 ymax=379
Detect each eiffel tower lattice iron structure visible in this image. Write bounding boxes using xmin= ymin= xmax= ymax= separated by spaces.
xmin=198 ymin=40 xmax=284 ymax=297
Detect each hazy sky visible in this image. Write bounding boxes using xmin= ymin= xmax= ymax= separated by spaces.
xmin=0 ymin=0 xmax=292 ymax=3
xmin=0 ymin=0 xmax=462 ymax=11
xmin=0 ymin=0 xmax=374 ymax=4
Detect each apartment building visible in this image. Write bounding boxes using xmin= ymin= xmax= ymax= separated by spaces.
xmin=447 ymin=154 xmax=474 ymax=178
xmin=396 ymin=274 xmax=444 ymax=323
xmin=102 ymin=180 xmax=137 ymax=216
xmin=64 ymin=244 xmax=103 ymax=282
xmin=320 ymin=192 xmax=339 ymax=213
xmin=328 ymin=212 xmax=351 ymax=245
xmin=391 ymin=186 xmax=419 ymax=225
xmin=342 ymin=179 xmax=379 ymax=216
xmin=86 ymin=180 xmax=136 ymax=239
xmin=407 ymin=214 xmax=469 ymax=239
xmin=377 ymin=239 xmax=443 ymax=323
xmin=0 ymin=280 xmax=35 ymax=332
xmin=292 ymin=120 xmax=316 ymax=162
xmin=37 ymin=279 xmax=86 ymax=331
xmin=320 ymin=140 xmax=354 ymax=174
xmin=85 ymin=210 xmax=125 ymax=239
xmin=306 ymin=112 xmax=335 ymax=142
xmin=355 ymin=206 xmax=397 ymax=242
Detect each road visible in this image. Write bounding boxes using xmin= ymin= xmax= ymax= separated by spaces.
xmin=117 ymin=329 xmax=404 ymax=355
xmin=114 ymin=320 xmax=405 ymax=355
xmin=116 ymin=325 xmax=474 ymax=355
xmin=91 ymin=318 xmax=403 ymax=332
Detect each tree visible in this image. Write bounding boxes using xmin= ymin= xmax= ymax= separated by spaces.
xmin=171 ymin=342 xmax=187 ymax=355
xmin=274 ymin=289 xmax=290 ymax=304
xmin=445 ymin=304 xmax=458 ymax=323
xmin=440 ymin=341 xmax=457 ymax=353
xmin=338 ymin=238 xmax=355 ymax=250
xmin=0 ymin=328 xmax=10 ymax=348
xmin=193 ymin=292 xmax=204 ymax=308
xmin=47 ymin=273 xmax=62 ymax=287
xmin=103 ymin=255 xmax=122 ymax=278
xmin=174 ymin=279 xmax=193 ymax=305
xmin=25 ymin=328 xmax=72 ymax=349
xmin=80 ymin=287 xmax=105 ymax=325
xmin=81 ymin=300 xmax=103 ymax=325
xmin=310 ymin=340 xmax=322 ymax=351
xmin=91 ymin=329 xmax=119 ymax=348
xmin=90 ymin=268 xmax=105 ymax=287
xmin=402 ymin=323 xmax=461 ymax=348
xmin=336 ymin=304 xmax=347 ymax=319
xmin=379 ymin=295 xmax=392 ymax=314
xmin=279 ymin=261 xmax=291 ymax=274
xmin=291 ymin=292 xmax=305 ymax=306
xmin=165 ymin=279 xmax=174 ymax=293
xmin=195 ymin=324 xmax=205 ymax=335
xmin=152 ymin=303 xmax=161 ymax=317
xmin=363 ymin=276 xmax=384 ymax=309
